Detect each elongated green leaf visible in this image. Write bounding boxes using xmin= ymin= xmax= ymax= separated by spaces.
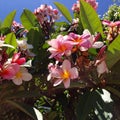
xmin=106 ymin=86 xmax=120 ymax=98
xmin=106 ymin=35 xmax=120 ymax=69
xmin=27 ymin=27 xmax=42 ymax=54
xmin=54 ymin=2 xmax=72 ymax=23
xmin=76 ymin=89 xmax=113 ymax=120
xmin=1 ymin=10 xmax=16 ymax=28
xmin=20 ymin=9 xmax=38 ymax=30
xmin=80 ymin=0 xmax=103 ymax=35
xmin=76 ymin=90 xmax=98 ymax=120
xmin=5 ymin=100 xmax=43 ymax=120
xmin=5 ymin=32 xmax=17 ymax=54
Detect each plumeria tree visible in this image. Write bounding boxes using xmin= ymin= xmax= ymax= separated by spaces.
xmin=0 ymin=0 xmax=120 ymax=120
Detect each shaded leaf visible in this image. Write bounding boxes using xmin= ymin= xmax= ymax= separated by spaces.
xmin=27 ymin=27 xmax=42 ymax=54
xmin=106 ymin=35 xmax=120 ymax=69
xmin=5 ymin=100 xmax=43 ymax=120
xmin=54 ymin=2 xmax=72 ymax=23
xmin=76 ymin=90 xmax=98 ymax=120
xmin=106 ymin=86 xmax=120 ymax=98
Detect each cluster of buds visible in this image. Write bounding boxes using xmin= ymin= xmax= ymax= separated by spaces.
xmin=102 ymin=20 xmax=120 ymax=41
xmin=11 ymin=21 xmax=28 ymax=38
xmin=47 ymin=29 xmax=108 ymax=88
xmin=72 ymin=0 xmax=98 ymax=13
xmin=34 ymin=4 xmax=60 ymax=36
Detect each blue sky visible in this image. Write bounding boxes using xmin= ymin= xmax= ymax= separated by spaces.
xmin=0 ymin=0 xmax=120 ymax=22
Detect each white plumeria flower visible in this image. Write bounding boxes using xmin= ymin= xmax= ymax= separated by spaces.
xmin=12 ymin=67 xmax=32 ymax=85
xmin=17 ymin=39 xmax=33 ymax=50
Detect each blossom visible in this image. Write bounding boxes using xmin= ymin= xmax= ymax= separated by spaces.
xmin=48 ymin=60 xmax=78 ymax=88
xmin=72 ymin=0 xmax=98 ymax=13
xmin=34 ymin=4 xmax=60 ymax=24
xmin=17 ymin=39 xmax=33 ymax=51
xmin=102 ymin=20 xmax=120 ymax=27
xmin=68 ymin=31 xmax=91 ymax=47
xmin=12 ymin=52 xmax=26 ymax=65
xmin=95 ymin=60 xmax=108 ymax=77
xmin=12 ymin=67 xmax=32 ymax=85
xmin=47 ymin=35 xmax=73 ymax=59
xmin=80 ymin=30 xmax=104 ymax=51
xmin=72 ymin=1 xmax=80 ymax=13
xmin=0 ymin=63 xmax=20 ymax=80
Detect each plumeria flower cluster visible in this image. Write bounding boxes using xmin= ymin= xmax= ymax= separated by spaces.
xmin=0 ymin=52 xmax=32 ymax=85
xmin=102 ymin=20 xmax=120 ymax=41
xmin=47 ymin=29 xmax=108 ymax=88
xmin=0 ymin=35 xmax=33 ymax=85
xmin=34 ymin=4 xmax=60 ymax=36
xmin=72 ymin=0 xmax=98 ymax=13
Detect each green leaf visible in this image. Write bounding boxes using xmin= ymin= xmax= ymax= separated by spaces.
xmin=20 ymin=9 xmax=39 ymax=30
xmin=5 ymin=32 xmax=17 ymax=54
xmin=106 ymin=35 xmax=120 ymax=69
xmin=27 ymin=27 xmax=42 ymax=54
xmin=1 ymin=10 xmax=16 ymax=28
xmin=80 ymin=0 xmax=103 ymax=35
xmin=5 ymin=100 xmax=43 ymax=120
xmin=76 ymin=90 xmax=98 ymax=120
xmin=76 ymin=89 xmax=113 ymax=120
xmin=54 ymin=2 xmax=72 ymax=23
xmin=106 ymin=86 xmax=120 ymax=98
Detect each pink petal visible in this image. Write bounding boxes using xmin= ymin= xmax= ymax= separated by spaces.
xmin=12 ymin=78 xmax=22 ymax=85
xmin=70 ymin=67 xmax=78 ymax=79
xmin=63 ymin=79 xmax=70 ymax=88
xmin=92 ymin=41 xmax=104 ymax=48
xmin=102 ymin=20 xmax=111 ymax=26
xmin=62 ymin=60 xmax=71 ymax=70
xmin=97 ymin=61 xmax=108 ymax=77
xmin=53 ymin=79 xmax=63 ymax=86
xmin=2 ymin=63 xmax=20 ymax=80
xmin=22 ymin=73 xmax=32 ymax=81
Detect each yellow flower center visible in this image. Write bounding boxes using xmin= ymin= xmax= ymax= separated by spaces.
xmin=62 ymin=70 xmax=70 ymax=80
xmin=22 ymin=44 xmax=27 ymax=50
xmin=74 ymin=38 xmax=82 ymax=43
xmin=16 ymin=71 xmax=22 ymax=79
xmin=58 ymin=45 xmax=67 ymax=52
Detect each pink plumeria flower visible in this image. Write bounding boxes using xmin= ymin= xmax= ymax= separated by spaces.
xmin=48 ymin=60 xmax=78 ymax=88
xmin=68 ymin=31 xmax=91 ymax=47
xmin=12 ymin=67 xmax=32 ymax=85
xmin=102 ymin=20 xmax=120 ymax=27
xmin=1 ymin=63 xmax=20 ymax=80
xmin=80 ymin=29 xmax=104 ymax=51
xmin=47 ymin=35 xmax=73 ymax=59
